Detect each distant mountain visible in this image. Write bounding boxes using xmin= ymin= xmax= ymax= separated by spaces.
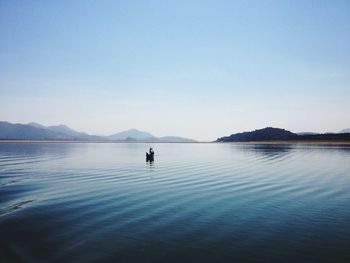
xmin=28 ymin=122 xmax=47 ymax=129
xmin=0 ymin=121 xmax=76 ymax=140
xmin=340 ymin=128 xmax=350 ymax=133
xmin=217 ymin=127 xmax=297 ymax=142
xmin=27 ymin=123 xmax=105 ymax=141
xmin=217 ymin=127 xmax=350 ymax=142
xmin=158 ymin=136 xmax=195 ymax=142
xmin=296 ymin=132 xmax=319 ymax=135
xmin=107 ymin=129 xmax=195 ymax=142
xmin=1 ymin=122 xmax=195 ymax=142
xmin=46 ymin=125 xmax=104 ymax=141
xmin=46 ymin=124 xmax=86 ymax=137
xmin=107 ymin=129 xmax=156 ymax=141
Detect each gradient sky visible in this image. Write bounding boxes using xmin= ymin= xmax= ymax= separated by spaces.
xmin=1 ymin=0 xmax=349 ymax=141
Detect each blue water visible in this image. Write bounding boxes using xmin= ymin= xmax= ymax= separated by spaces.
xmin=1 ymin=143 xmax=350 ymax=262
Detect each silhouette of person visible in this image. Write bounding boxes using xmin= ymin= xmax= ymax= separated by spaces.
xmin=146 ymin=148 xmax=154 ymax=162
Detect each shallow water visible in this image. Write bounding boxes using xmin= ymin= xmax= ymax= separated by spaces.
xmin=1 ymin=143 xmax=350 ymax=262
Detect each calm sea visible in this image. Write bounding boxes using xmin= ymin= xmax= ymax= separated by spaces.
xmin=1 ymin=143 xmax=350 ymax=262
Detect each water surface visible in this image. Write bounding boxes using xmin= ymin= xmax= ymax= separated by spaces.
xmin=1 ymin=143 xmax=350 ymax=262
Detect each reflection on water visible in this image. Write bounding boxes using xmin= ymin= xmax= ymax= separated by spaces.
xmin=1 ymin=143 xmax=350 ymax=262
xmin=234 ymin=144 xmax=293 ymax=160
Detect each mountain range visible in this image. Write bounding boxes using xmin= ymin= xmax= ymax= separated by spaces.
xmin=1 ymin=121 xmax=349 ymax=142
xmin=0 ymin=121 xmax=195 ymax=142
xmin=217 ymin=127 xmax=350 ymax=142
xmin=217 ymin=127 xmax=296 ymax=142
xmin=107 ymin=129 xmax=194 ymax=142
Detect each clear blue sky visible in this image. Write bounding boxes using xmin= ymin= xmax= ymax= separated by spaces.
xmin=1 ymin=0 xmax=349 ymax=140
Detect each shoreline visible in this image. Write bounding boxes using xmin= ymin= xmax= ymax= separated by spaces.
xmin=1 ymin=140 xmax=350 ymax=145
xmin=218 ymin=141 xmax=350 ymax=145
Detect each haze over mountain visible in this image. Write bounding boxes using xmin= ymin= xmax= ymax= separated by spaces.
xmin=26 ymin=123 xmax=105 ymax=141
xmin=45 ymin=124 xmax=104 ymax=141
xmin=0 ymin=121 xmax=195 ymax=142
xmin=296 ymin=132 xmax=319 ymax=136
xmin=157 ymin=136 xmax=195 ymax=143
xmin=28 ymin=122 xmax=47 ymax=129
xmin=106 ymin=129 xmax=194 ymax=142
xmin=107 ymin=129 xmax=155 ymax=141
xmin=340 ymin=128 xmax=350 ymax=133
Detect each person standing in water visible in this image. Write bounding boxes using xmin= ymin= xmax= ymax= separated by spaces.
xmin=146 ymin=147 xmax=154 ymax=162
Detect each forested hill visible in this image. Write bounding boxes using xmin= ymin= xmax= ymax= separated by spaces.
xmin=217 ymin=127 xmax=350 ymax=142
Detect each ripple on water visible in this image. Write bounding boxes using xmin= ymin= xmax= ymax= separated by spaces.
xmin=1 ymin=143 xmax=350 ymax=262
